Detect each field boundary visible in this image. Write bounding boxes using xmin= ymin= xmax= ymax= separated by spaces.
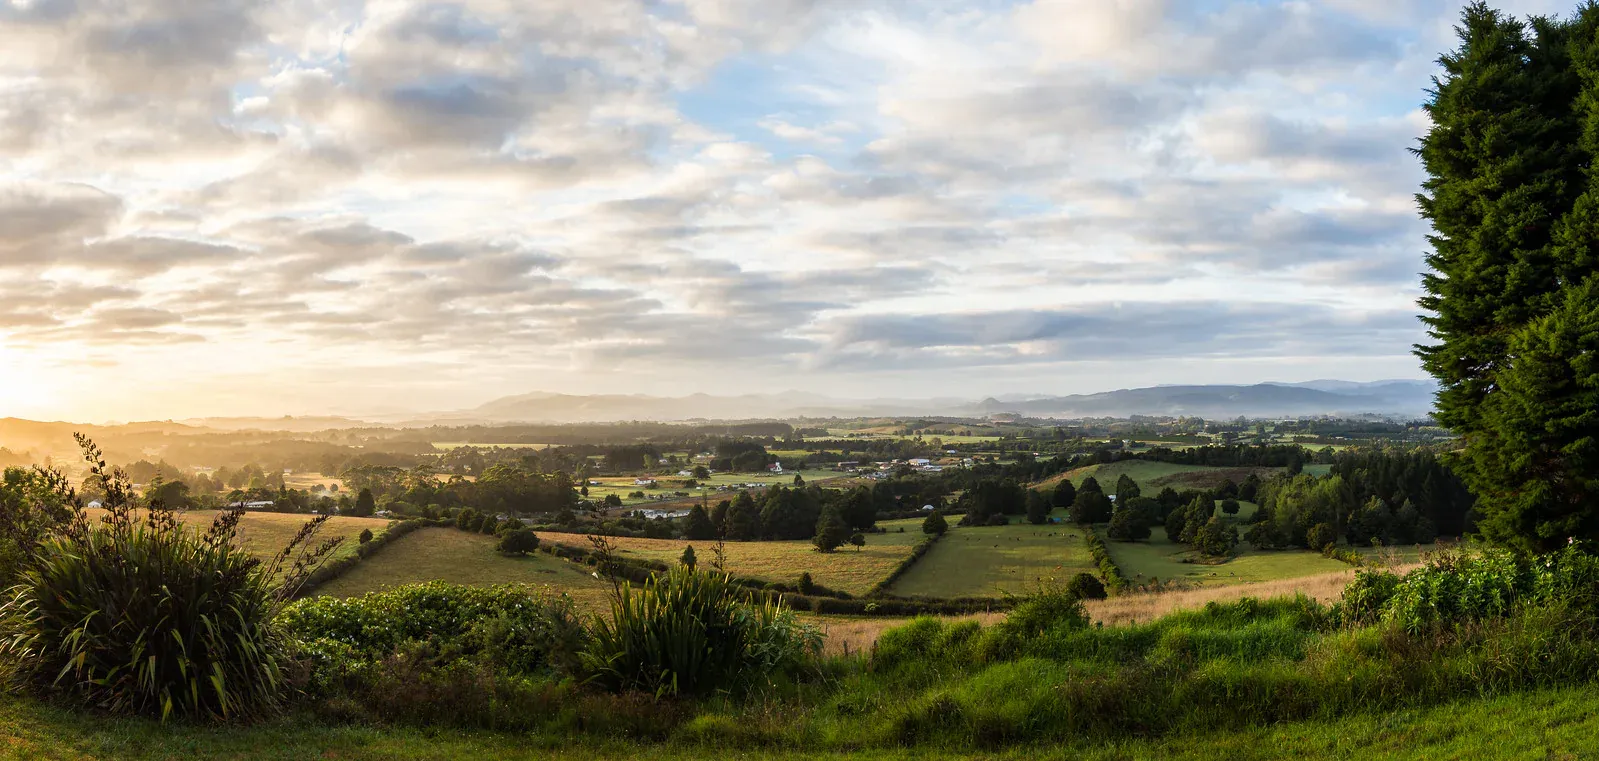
xmin=539 ymin=533 xmax=1006 ymax=617
xmin=297 ymin=518 xmax=433 ymax=596
xmin=867 ymin=530 xmax=943 ymax=597
xmin=1085 ymin=525 xmax=1129 ymax=593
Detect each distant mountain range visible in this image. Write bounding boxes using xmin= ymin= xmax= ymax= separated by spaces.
xmin=442 ymin=380 xmax=1437 ymax=424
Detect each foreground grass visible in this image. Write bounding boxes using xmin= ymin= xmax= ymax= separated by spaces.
xmin=889 ymin=521 xmax=1097 ymax=598
xmin=1 ymin=687 xmax=1595 ymax=760
xmin=314 ymin=527 xmax=614 ymax=609
xmin=539 ymin=526 xmax=923 ymax=596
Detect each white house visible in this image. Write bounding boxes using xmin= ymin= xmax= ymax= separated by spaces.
xmin=769 ymin=461 xmax=784 ymax=474
xmin=633 ymin=478 xmax=657 ymax=487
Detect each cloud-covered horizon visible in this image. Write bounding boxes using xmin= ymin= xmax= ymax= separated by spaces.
xmin=0 ymin=0 xmax=1566 ymax=421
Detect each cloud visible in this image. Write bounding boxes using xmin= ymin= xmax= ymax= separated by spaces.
xmin=0 ymin=0 xmax=1466 ymax=418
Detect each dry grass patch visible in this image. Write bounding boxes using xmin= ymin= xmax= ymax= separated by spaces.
xmin=540 ymin=527 xmax=924 ymax=596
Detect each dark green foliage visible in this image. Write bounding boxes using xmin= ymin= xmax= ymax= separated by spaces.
xmin=1305 ymin=522 xmax=1336 ymax=551
xmin=1025 ymin=490 xmax=1050 ymax=525
xmin=352 ymin=487 xmax=376 ymax=517
xmin=1069 ymin=488 xmax=1112 ymax=525
xmin=1177 ymin=496 xmax=1214 ymax=545
xmin=922 ymin=512 xmax=947 ymax=535
xmin=680 ymin=545 xmax=696 ymax=570
xmin=849 ymin=532 xmax=866 ymax=550
xmin=798 ymin=571 xmax=814 ymax=595
xmin=1066 ymin=572 xmax=1107 ymax=600
xmin=479 ymin=516 xmax=499 ymax=535
xmin=1164 ymin=501 xmax=1190 ymax=542
xmin=1416 ymin=3 xmax=1599 ymax=552
xmin=1107 ymin=498 xmax=1154 ymax=542
xmin=1220 ymin=499 xmax=1240 ymax=516
xmin=497 ymin=529 xmax=540 ymax=555
xmin=0 ymin=437 xmax=339 ymax=721
xmin=1051 ymin=479 xmax=1076 ymax=510
xmin=358 ymin=528 xmax=373 ymax=544
xmin=1193 ymin=516 xmax=1238 ymax=557
xmin=985 ymin=514 xmax=1009 ymax=526
xmin=682 ymin=505 xmax=717 ymax=541
xmin=725 ymin=492 xmax=761 ymax=541
xmin=581 ymin=567 xmax=821 ymax=697
xmin=958 ymin=479 xmax=1027 ymax=525
xmin=759 ymin=486 xmax=822 ymax=540
xmin=1114 ymin=474 xmax=1141 ymax=506
xmin=604 ymin=493 xmax=623 ymax=508
xmin=813 ymin=506 xmax=847 ymax=552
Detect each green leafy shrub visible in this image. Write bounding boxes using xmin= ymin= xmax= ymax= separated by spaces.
xmin=497 ymin=529 xmax=540 ymax=555
xmin=0 ymin=436 xmax=338 ymax=721
xmin=1066 ymin=572 xmax=1107 ymax=600
xmin=922 ymin=512 xmax=947 ymax=535
xmin=358 ymin=528 xmax=373 ymax=544
xmin=581 ymin=566 xmax=821 ymax=697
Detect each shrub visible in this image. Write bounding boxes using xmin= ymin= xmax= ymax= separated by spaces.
xmin=680 ymin=545 xmax=697 ymax=570
xmin=281 ymin=582 xmax=588 ymax=677
xmin=581 ymin=567 xmax=821 ymax=697
xmin=1066 ymin=572 xmax=1107 ymax=600
xmin=922 ymin=513 xmax=948 ymax=535
xmin=798 ymin=571 xmax=815 ymax=595
xmin=1305 ymin=522 xmax=1336 ymax=551
xmin=985 ymin=514 xmax=1010 ymax=527
xmin=498 ymin=529 xmax=540 ymax=556
xmin=358 ymin=528 xmax=373 ymax=544
xmin=0 ymin=436 xmax=338 ymax=721
xmin=1083 ymin=527 xmax=1127 ymax=593
xmin=480 ymin=516 xmax=500 ymax=535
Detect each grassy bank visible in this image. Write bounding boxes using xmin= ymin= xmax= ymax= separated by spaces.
xmin=1 ymin=686 xmax=1595 ymax=760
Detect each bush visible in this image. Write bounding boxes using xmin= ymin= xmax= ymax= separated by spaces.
xmin=498 ymin=529 xmax=540 ymax=556
xmin=1305 ymin=522 xmax=1336 ymax=551
xmin=580 ymin=567 xmax=821 ymax=697
xmin=798 ymin=571 xmax=815 ymax=595
xmin=0 ymin=437 xmax=338 ymax=721
xmin=922 ymin=513 xmax=948 ymax=535
xmin=1066 ymin=572 xmax=1107 ymax=600
xmin=358 ymin=528 xmax=373 ymax=544
xmin=281 ymin=582 xmax=588 ymax=678
xmin=985 ymin=514 xmax=1010 ymax=527
xmin=1083 ymin=527 xmax=1127 ymax=593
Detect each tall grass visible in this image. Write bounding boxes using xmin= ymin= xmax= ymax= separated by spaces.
xmin=0 ymin=435 xmax=338 ymax=721
xmin=581 ymin=565 xmax=822 ymax=697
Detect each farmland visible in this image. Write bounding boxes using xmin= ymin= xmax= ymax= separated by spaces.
xmin=539 ymin=519 xmax=926 ymax=596
xmin=314 ymin=527 xmax=614 ymax=609
xmin=1037 ymin=460 xmax=1277 ymax=491
xmin=583 ymin=469 xmax=845 ymax=508
xmin=91 ymin=508 xmax=393 ymax=565
xmin=1106 ymin=527 xmax=1349 ymax=587
xmin=888 ymin=519 xmax=1099 ymax=598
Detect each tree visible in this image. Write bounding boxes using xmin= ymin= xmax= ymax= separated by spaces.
xmin=1220 ymin=499 xmax=1240 ymax=516
xmin=1114 ymin=474 xmax=1141 ymax=506
xmin=849 ymin=532 xmax=866 ymax=551
xmin=684 ymin=504 xmax=718 ymax=540
xmin=1194 ymin=516 xmax=1238 ymax=557
xmin=922 ymin=512 xmax=948 ymax=536
xmin=692 ymin=465 xmax=711 ymax=480
xmin=793 ymin=473 xmax=805 ymax=486
xmin=726 ymin=492 xmax=762 ymax=541
xmin=813 ymin=507 xmax=847 ymax=552
xmin=1164 ymin=502 xmax=1189 ymax=542
xmin=1025 ymin=490 xmax=1051 ymax=525
xmin=358 ymin=528 xmax=373 ymax=544
xmin=1079 ymin=476 xmax=1103 ymax=496
xmin=1178 ymin=496 xmax=1213 ymax=545
xmin=797 ymin=571 xmax=814 ymax=595
xmin=1066 ymin=572 xmax=1108 ymax=600
xmin=603 ymin=493 xmax=623 ymax=508
xmin=580 ymin=484 xmax=589 ymax=497
xmin=1069 ymin=489 xmax=1112 ymax=526
xmin=1051 ymin=479 xmax=1077 ymax=510
xmin=680 ymin=545 xmax=697 ymax=570
xmin=1106 ymin=505 xmax=1152 ymax=542
xmin=351 ymin=488 xmax=376 ymax=518
xmin=497 ymin=529 xmax=540 ymax=555
xmin=1305 ymin=522 xmax=1336 ymax=551
xmin=480 ymin=516 xmax=499 ymax=535
xmin=1416 ymin=4 xmax=1599 ymax=553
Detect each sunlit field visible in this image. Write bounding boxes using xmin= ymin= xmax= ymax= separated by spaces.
xmin=888 ymin=519 xmax=1099 ymax=598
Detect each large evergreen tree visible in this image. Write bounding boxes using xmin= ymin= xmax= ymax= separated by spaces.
xmin=1417 ymin=3 xmax=1599 ymax=552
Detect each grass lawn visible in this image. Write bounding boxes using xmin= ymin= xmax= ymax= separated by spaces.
xmin=3 ymin=687 xmax=1598 ymax=760
xmin=313 ymin=527 xmax=614 ymax=610
xmin=888 ymin=519 xmax=1098 ymax=599
xmin=539 ymin=525 xmax=923 ymax=596
xmin=1105 ymin=527 xmax=1349 ymax=587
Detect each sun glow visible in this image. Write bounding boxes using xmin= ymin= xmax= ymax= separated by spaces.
xmin=0 ymin=345 xmax=58 ymax=419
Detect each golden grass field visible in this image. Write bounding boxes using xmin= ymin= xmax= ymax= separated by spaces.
xmin=313 ymin=527 xmax=615 ymax=610
xmin=88 ymin=508 xmax=393 ymax=565
xmin=539 ymin=520 xmax=926 ymax=596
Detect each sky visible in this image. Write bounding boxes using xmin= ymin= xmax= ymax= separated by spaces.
xmin=0 ymin=0 xmax=1576 ymax=422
